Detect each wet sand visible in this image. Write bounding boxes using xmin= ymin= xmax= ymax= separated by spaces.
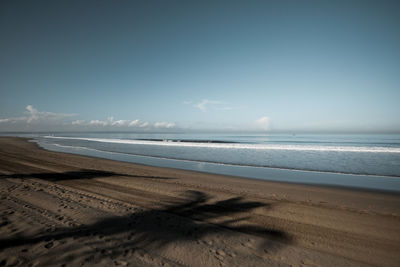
xmin=0 ymin=137 xmax=399 ymax=266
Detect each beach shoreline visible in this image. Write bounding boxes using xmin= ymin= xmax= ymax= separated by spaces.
xmin=1 ymin=137 xmax=399 ymax=266
xmin=34 ymin=134 xmax=400 ymax=192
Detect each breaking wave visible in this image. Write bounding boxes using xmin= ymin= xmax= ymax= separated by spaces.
xmin=44 ymin=136 xmax=400 ymax=153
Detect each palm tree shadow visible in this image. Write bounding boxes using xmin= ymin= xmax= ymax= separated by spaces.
xmin=0 ymin=170 xmax=175 ymax=181
xmin=0 ymin=190 xmax=291 ymax=259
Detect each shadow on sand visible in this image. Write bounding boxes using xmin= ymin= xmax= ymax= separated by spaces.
xmin=0 ymin=169 xmax=175 ymax=181
xmin=0 ymin=191 xmax=290 ymax=250
xmin=0 ymin=171 xmax=292 ymax=263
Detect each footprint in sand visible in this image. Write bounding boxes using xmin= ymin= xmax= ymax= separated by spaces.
xmin=44 ymin=242 xmax=54 ymax=249
xmin=241 ymin=238 xmax=256 ymax=249
xmin=215 ymin=249 xmax=226 ymax=261
xmin=216 ymin=249 xmax=226 ymax=257
xmin=0 ymin=219 xmax=9 ymax=227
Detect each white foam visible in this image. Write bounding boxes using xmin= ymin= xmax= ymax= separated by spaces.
xmin=43 ymin=136 xmax=400 ymax=153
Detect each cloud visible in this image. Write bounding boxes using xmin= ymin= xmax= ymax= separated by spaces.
xmin=255 ymin=116 xmax=270 ymax=130
xmin=194 ymin=99 xmax=233 ymax=112
xmin=128 ymin=119 xmax=140 ymax=126
xmin=0 ymin=118 xmax=11 ymax=123
xmin=0 ymin=105 xmax=177 ymax=131
xmin=25 ymin=105 xmax=75 ymax=123
xmin=0 ymin=105 xmax=75 ymax=125
xmin=195 ymin=99 xmax=222 ymax=112
xmin=87 ymin=117 xmax=129 ymax=127
xmin=82 ymin=118 xmax=174 ymax=129
xmin=112 ymin=120 xmax=129 ymax=126
xmin=71 ymin=120 xmax=86 ymax=125
xmin=89 ymin=120 xmax=108 ymax=126
xmin=25 ymin=105 xmax=39 ymax=122
xmin=154 ymin=122 xmax=176 ymax=128
xmin=183 ymin=100 xmax=192 ymax=105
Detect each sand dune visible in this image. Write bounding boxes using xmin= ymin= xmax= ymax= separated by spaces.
xmin=0 ymin=137 xmax=399 ymax=266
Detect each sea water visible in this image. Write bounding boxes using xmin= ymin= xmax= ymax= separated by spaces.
xmin=4 ymin=132 xmax=400 ymax=192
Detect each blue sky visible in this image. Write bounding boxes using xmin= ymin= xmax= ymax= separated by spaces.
xmin=1 ymin=0 xmax=399 ymax=132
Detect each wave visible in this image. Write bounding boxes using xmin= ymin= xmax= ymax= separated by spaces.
xmin=43 ymin=136 xmax=400 ymax=153
xmin=43 ymin=143 xmax=399 ymax=177
xmin=136 ymin=138 xmax=239 ymax=144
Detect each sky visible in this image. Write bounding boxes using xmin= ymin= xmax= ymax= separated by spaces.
xmin=1 ymin=0 xmax=399 ymax=133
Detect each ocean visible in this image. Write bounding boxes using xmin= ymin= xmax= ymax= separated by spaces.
xmin=4 ymin=132 xmax=400 ymax=192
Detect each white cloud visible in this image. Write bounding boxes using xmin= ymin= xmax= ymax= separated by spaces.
xmin=154 ymin=122 xmax=176 ymax=128
xmin=139 ymin=122 xmax=149 ymax=128
xmin=195 ymin=99 xmax=227 ymax=112
xmin=71 ymin=120 xmax=86 ymax=125
xmin=89 ymin=120 xmax=108 ymax=126
xmin=112 ymin=120 xmax=129 ymax=126
xmin=0 ymin=105 xmax=75 ymax=125
xmin=183 ymin=100 xmax=192 ymax=105
xmin=196 ymin=99 xmax=220 ymax=112
xmin=88 ymin=117 xmax=129 ymax=127
xmin=83 ymin=116 xmax=158 ymax=128
xmin=0 ymin=118 xmax=11 ymax=123
xmin=25 ymin=105 xmax=75 ymax=123
xmin=26 ymin=105 xmax=39 ymax=122
xmin=0 ymin=105 xmax=177 ymax=131
xmin=128 ymin=119 xmax=140 ymax=126
xmin=255 ymin=116 xmax=270 ymax=130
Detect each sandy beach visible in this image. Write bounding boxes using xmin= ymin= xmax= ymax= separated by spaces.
xmin=0 ymin=137 xmax=399 ymax=266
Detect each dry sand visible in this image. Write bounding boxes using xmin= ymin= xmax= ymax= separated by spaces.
xmin=0 ymin=137 xmax=399 ymax=266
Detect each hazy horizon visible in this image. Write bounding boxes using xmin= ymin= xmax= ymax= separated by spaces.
xmin=1 ymin=129 xmax=400 ymax=135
